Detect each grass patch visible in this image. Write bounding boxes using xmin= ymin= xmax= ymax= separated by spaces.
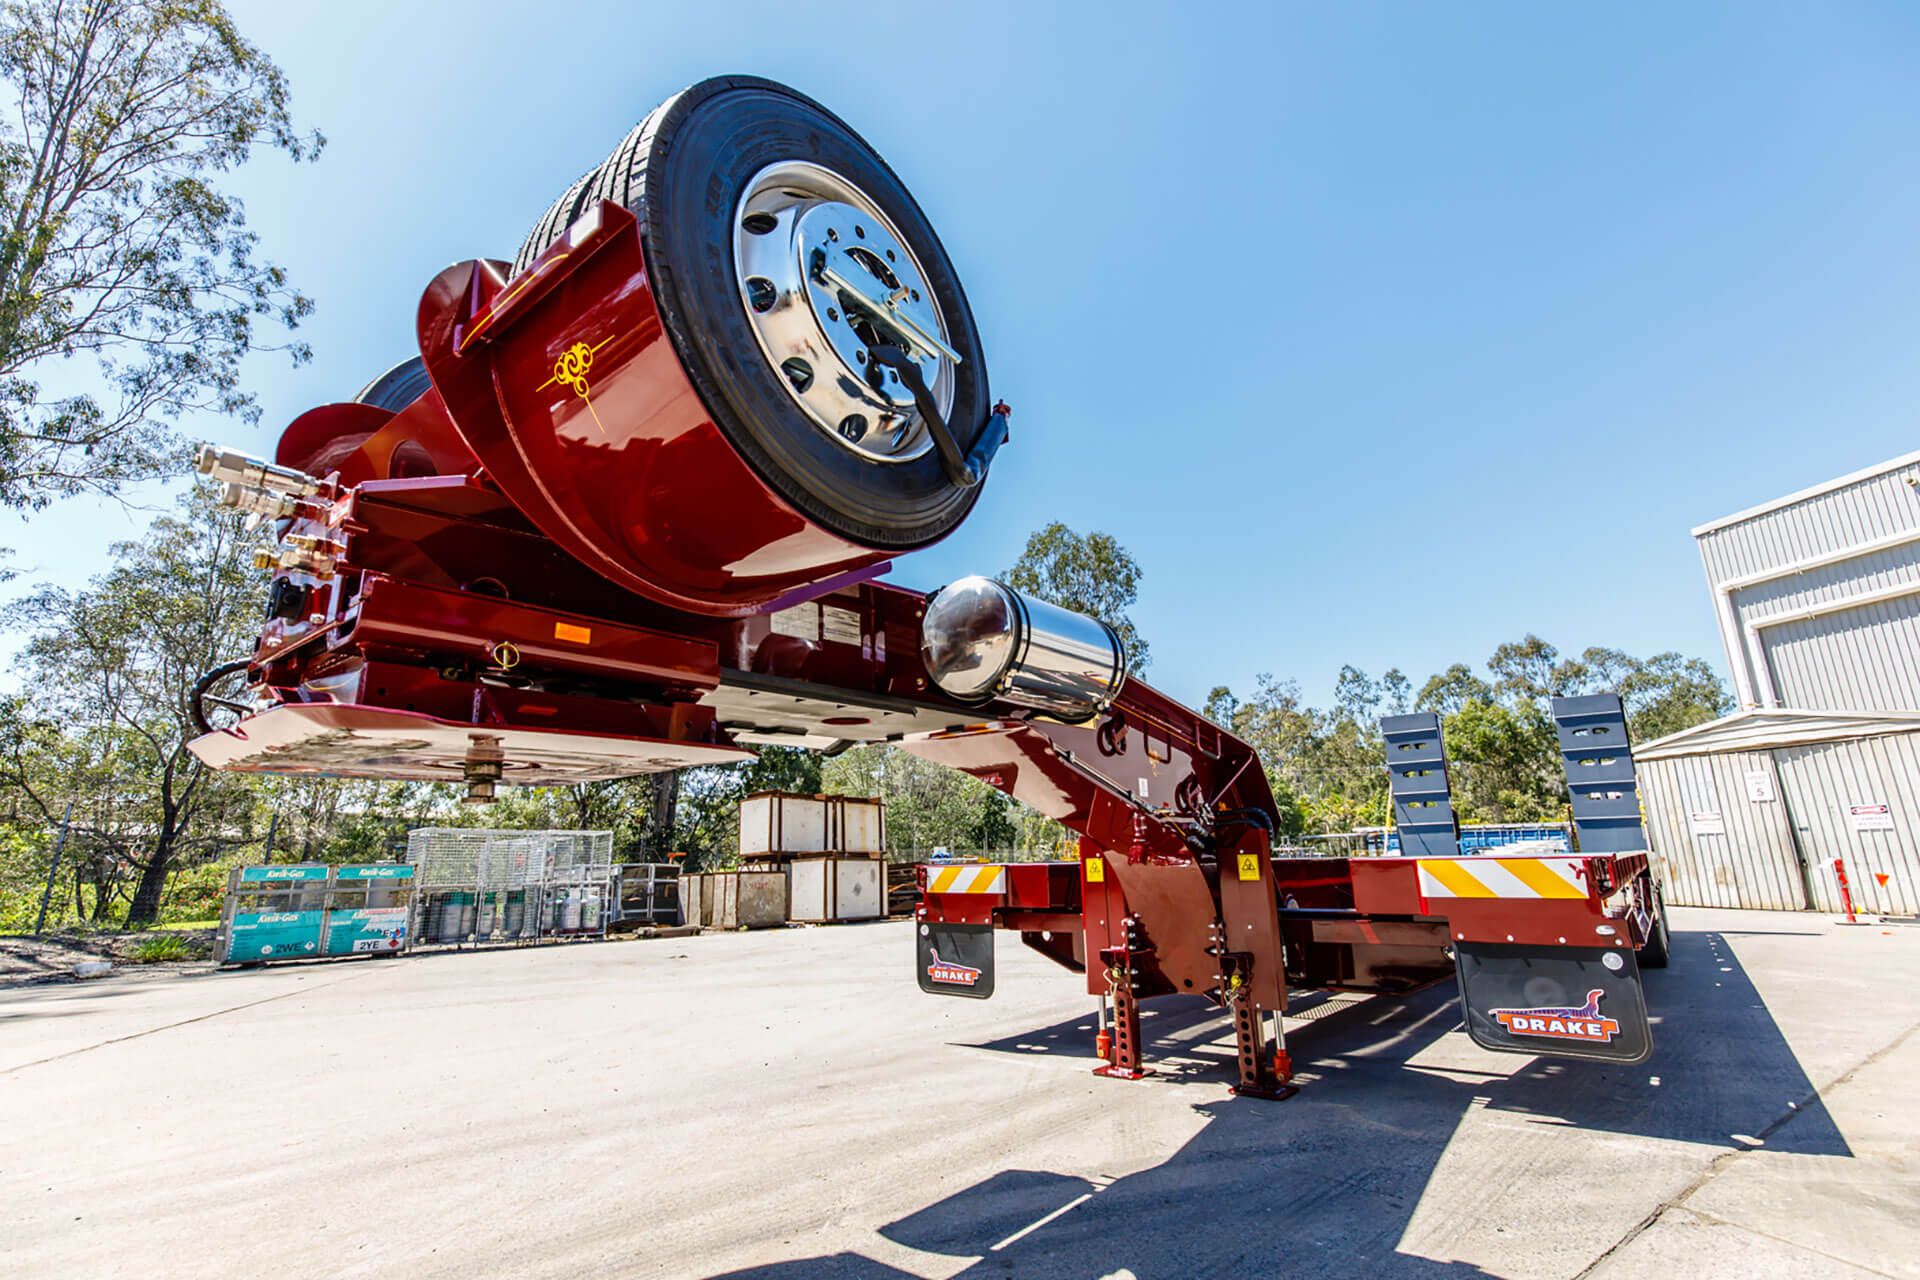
xmin=155 ymin=919 xmax=218 ymax=932
xmin=128 ymin=934 xmax=196 ymax=964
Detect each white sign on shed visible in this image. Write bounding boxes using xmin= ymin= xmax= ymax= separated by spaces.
xmin=1688 ymin=811 xmax=1726 ymax=837
xmin=1848 ymin=803 xmax=1895 ymax=833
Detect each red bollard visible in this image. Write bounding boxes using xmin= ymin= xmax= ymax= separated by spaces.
xmin=1833 ymin=857 xmax=1858 ymax=924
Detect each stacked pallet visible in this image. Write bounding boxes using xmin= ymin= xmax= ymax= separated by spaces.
xmin=884 ymin=862 xmax=920 ymax=918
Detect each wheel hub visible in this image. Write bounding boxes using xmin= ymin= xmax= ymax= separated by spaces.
xmin=733 ymin=162 xmax=957 ymax=463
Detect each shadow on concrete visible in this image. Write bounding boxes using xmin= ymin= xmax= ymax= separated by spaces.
xmin=707 ymin=930 xmax=1847 ymax=1279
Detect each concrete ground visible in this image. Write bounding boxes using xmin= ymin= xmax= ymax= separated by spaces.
xmin=1 ymin=907 xmax=1914 ymax=1280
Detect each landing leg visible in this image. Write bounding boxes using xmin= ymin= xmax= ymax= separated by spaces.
xmin=1216 ymin=826 xmax=1297 ymax=1100
xmin=1228 ymin=993 xmax=1296 ymax=1100
xmin=1093 ymin=948 xmax=1153 ymax=1081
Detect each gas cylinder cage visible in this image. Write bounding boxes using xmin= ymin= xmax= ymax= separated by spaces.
xmin=405 ymin=828 xmax=615 ymax=947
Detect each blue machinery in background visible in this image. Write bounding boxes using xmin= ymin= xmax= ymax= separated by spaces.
xmin=1375 ymin=695 xmax=1649 ymax=857
xmin=1356 ymin=825 xmax=1574 ymax=856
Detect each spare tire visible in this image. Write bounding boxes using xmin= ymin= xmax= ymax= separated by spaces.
xmin=513 ymin=165 xmax=602 ymax=277
xmin=352 ymin=356 xmax=433 ymax=412
xmin=511 ymin=76 xmax=991 ymax=550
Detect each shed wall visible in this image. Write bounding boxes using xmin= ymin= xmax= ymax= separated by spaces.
xmin=1641 ymin=750 xmax=1807 ymax=910
xmin=1642 ymin=730 xmax=1920 ymax=913
xmin=1773 ymin=732 xmax=1920 ymax=916
xmin=1695 ymin=453 xmax=1920 ymax=711
xmin=1761 ymin=591 xmax=1920 ymax=713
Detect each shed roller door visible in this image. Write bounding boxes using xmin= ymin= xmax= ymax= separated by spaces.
xmin=1775 ymin=735 xmax=1920 ymax=916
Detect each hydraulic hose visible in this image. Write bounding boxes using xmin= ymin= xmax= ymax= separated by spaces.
xmin=189 ymin=659 xmax=254 ymax=736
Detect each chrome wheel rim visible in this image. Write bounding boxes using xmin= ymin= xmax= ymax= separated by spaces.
xmin=732 ymin=160 xmax=956 ymax=464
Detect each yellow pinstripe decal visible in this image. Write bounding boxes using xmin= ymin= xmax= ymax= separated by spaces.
xmin=1502 ymin=858 xmax=1586 ymax=900
xmin=1421 ymin=859 xmax=1495 ymax=898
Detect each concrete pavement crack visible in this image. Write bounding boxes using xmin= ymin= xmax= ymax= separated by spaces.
xmin=1572 ymin=1018 xmax=1920 ymax=1279
xmin=0 ymin=966 xmax=388 ymax=1076
xmin=1680 ymin=1204 xmax=1900 ymax=1279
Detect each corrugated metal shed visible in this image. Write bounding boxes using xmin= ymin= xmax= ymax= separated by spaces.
xmin=1637 ymin=712 xmax=1920 ymax=914
xmin=1693 ymin=447 xmax=1920 ymax=711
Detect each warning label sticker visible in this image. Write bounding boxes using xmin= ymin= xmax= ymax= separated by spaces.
xmin=821 ymin=605 xmax=863 ymax=646
xmin=1849 ymin=803 xmax=1894 ymax=833
xmin=1237 ymin=853 xmax=1261 ymax=882
xmin=769 ymin=604 xmax=819 ymax=642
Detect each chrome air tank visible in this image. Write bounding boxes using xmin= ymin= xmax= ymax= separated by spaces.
xmin=919 ymin=577 xmax=1126 ymax=723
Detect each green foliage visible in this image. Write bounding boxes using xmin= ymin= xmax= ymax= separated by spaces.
xmin=821 ymin=745 xmax=1066 ymax=858
xmin=128 ymin=933 xmax=193 ymax=963
xmin=1416 ymin=664 xmax=1492 ymax=715
xmin=968 ymin=790 xmax=1019 ymax=850
xmin=668 ymin=748 xmax=824 ymax=870
xmin=1207 ymin=673 xmax=1387 ymax=835
xmin=0 ymin=488 xmax=1734 ymax=930
xmin=1444 ymin=698 xmax=1560 ymax=822
xmin=1005 ymin=521 xmax=1151 ymax=671
xmin=0 ymin=822 xmax=52 ymax=931
xmin=0 ymin=0 xmax=321 ymax=507
xmin=3 ymin=483 xmax=267 ymax=923
xmin=1211 ymin=637 xmax=1731 ymax=834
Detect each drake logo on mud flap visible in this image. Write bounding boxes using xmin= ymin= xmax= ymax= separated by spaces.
xmin=926 ymin=950 xmax=982 ymax=987
xmin=1491 ymin=988 xmax=1620 ymax=1044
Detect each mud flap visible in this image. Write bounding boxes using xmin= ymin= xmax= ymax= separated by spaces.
xmin=917 ymin=921 xmax=994 ymax=999
xmin=1455 ymin=941 xmax=1651 ymax=1064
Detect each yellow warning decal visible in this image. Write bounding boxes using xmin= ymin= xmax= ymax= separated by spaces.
xmin=1236 ymin=852 xmax=1261 ymax=882
xmin=926 ymin=865 xmax=1007 ymax=895
xmin=1085 ymin=856 xmax=1104 ymax=884
xmin=1416 ymin=856 xmax=1588 ymax=900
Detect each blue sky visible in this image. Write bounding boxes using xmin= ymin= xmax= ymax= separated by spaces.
xmin=9 ymin=2 xmax=1920 ymax=710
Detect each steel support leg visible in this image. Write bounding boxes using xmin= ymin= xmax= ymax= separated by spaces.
xmin=1095 ymin=981 xmax=1150 ymax=1080
xmin=1228 ymin=992 xmax=1296 ymax=1100
xmin=1216 ymin=825 xmax=1296 ymax=1099
xmin=1093 ymin=941 xmax=1152 ymax=1081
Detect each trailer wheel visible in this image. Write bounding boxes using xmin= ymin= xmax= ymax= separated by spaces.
xmin=513 ymin=76 xmax=991 ymax=549
xmin=351 ymin=356 xmax=433 ymax=413
xmin=514 ymin=167 xmax=598 ymax=277
xmin=1637 ymin=873 xmax=1672 ymax=969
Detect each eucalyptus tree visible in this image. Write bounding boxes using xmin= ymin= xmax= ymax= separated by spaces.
xmin=8 ymin=483 xmax=265 ymax=923
xmin=0 ymin=0 xmax=320 ymax=507
xmin=1006 ymin=521 xmax=1152 ymax=672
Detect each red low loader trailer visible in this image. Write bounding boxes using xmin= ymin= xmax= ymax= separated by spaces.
xmin=905 ymin=693 xmax=1669 ymax=1098
xmin=915 ymin=843 xmax=1664 ymax=1097
xmin=186 ymin=76 xmax=1669 ymax=1101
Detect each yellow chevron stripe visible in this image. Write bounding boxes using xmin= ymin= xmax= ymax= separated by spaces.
xmin=1421 ymin=859 xmax=1495 ymax=898
xmin=926 ymin=865 xmax=1006 ymax=894
xmin=1502 ymin=857 xmax=1587 ymax=900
